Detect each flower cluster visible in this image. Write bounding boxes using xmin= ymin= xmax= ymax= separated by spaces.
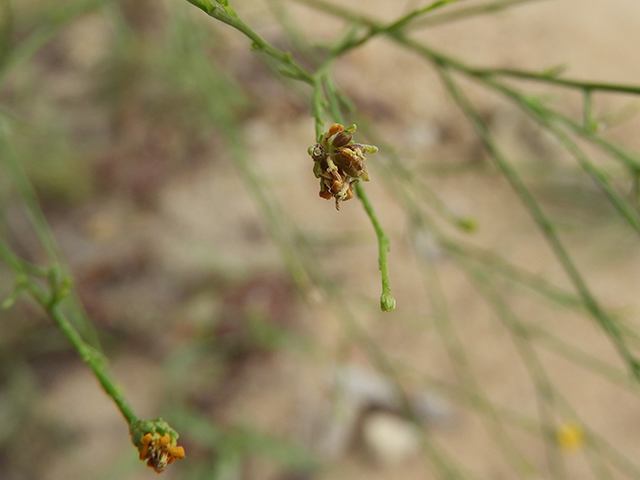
xmin=130 ymin=418 xmax=185 ymax=473
xmin=308 ymin=123 xmax=378 ymax=210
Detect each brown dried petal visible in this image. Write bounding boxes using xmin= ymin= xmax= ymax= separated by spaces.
xmin=332 ymin=131 xmax=353 ymax=148
xmin=319 ymin=189 xmax=332 ymax=200
xmin=333 ymin=145 xmax=368 ymax=179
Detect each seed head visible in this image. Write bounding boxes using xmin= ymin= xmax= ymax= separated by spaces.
xmin=130 ymin=418 xmax=185 ymax=473
xmin=308 ymin=123 xmax=377 ymax=210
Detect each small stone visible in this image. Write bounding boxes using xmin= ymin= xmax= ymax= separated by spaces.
xmin=361 ymin=411 xmax=420 ymax=465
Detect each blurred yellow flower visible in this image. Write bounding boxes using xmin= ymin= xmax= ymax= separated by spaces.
xmin=556 ymin=421 xmax=584 ymax=451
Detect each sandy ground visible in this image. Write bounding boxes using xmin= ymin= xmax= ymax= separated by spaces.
xmin=4 ymin=0 xmax=640 ymax=479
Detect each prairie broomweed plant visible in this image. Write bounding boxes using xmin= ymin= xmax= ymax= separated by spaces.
xmin=130 ymin=418 xmax=185 ymax=473
xmin=308 ymin=123 xmax=378 ymax=210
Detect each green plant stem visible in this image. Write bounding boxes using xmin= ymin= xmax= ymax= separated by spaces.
xmin=0 ymin=132 xmax=103 ymax=349
xmin=477 ymin=67 xmax=640 ymax=95
xmin=368 ymin=140 xmax=636 ymax=398
xmin=0 ymin=236 xmax=138 ymax=425
xmin=0 ymin=139 xmax=148 ymax=437
xmin=185 ymin=0 xmax=396 ymax=311
xmin=318 ymin=21 xmax=640 ymax=376
xmin=384 ymin=0 xmax=467 ymax=32
xmin=35 ymin=285 xmax=138 ymax=424
xmin=475 ymin=75 xmax=640 ymax=234
xmin=189 ymin=1 xmax=314 ymax=83
xmin=409 ymin=0 xmax=549 ymax=29
xmin=320 ymin=76 xmax=396 ymax=310
xmin=325 ymin=0 xmax=466 ymax=57
xmin=298 ymin=0 xmax=640 ymax=176
xmin=416 ymin=238 xmax=536 ymax=476
xmin=353 ymin=182 xmax=395 ymax=311
xmin=436 ymin=65 xmax=640 ymax=380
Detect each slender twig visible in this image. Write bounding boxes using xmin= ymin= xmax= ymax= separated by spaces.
xmin=478 ymin=67 xmax=640 ymax=96
xmin=354 ymin=182 xmax=395 ymax=311
xmin=0 ymin=235 xmax=137 ymax=424
xmin=409 ymin=0 xmax=550 ymax=29
xmin=0 ymin=133 xmax=182 ymax=471
xmin=0 ymin=130 xmax=102 ymax=348
xmin=476 ymin=75 xmax=640 ymax=234
xmin=327 ymin=0 xmax=467 ymax=57
xmin=321 ymin=75 xmax=396 ymax=310
xmin=436 ymin=65 xmax=640 ymax=380
xmin=187 ymin=0 xmax=314 ymax=83
xmin=185 ymin=0 xmax=396 ymax=311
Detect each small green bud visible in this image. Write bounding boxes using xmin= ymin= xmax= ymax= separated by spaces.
xmin=380 ymin=292 xmax=396 ymax=312
xmin=363 ymin=145 xmax=378 ymax=154
xmin=345 ymin=124 xmax=357 ymax=133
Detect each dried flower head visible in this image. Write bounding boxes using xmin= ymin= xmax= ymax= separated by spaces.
xmin=130 ymin=418 xmax=185 ymax=474
xmin=308 ymin=123 xmax=378 ymax=210
xmin=138 ymin=433 xmax=186 ymax=473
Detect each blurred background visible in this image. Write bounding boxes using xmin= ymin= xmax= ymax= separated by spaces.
xmin=2 ymin=0 xmax=640 ymax=479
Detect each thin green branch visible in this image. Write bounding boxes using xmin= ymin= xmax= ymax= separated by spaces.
xmin=354 ymin=182 xmax=396 ymax=311
xmin=336 ymin=28 xmax=640 ymax=378
xmin=478 ymin=67 xmax=640 ymax=96
xmin=538 ymin=106 xmax=640 ymax=172
xmin=409 ymin=0 xmax=550 ymax=29
xmin=436 ymin=65 xmax=640 ymax=381
xmin=36 ymin=285 xmax=137 ymax=424
xmin=460 ymin=260 xmax=569 ymax=479
xmin=461 ymin=260 xmax=625 ymax=480
xmin=384 ymin=0 xmax=467 ymax=32
xmin=0 ymin=235 xmax=137 ymax=424
xmin=367 ymin=144 xmax=636 ymax=396
xmin=0 ymin=131 xmax=101 ymax=349
xmin=321 ymin=76 xmax=396 ymax=310
xmin=184 ymin=0 xmax=396 ymax=311
xmin=294 ymin=0 xmax=640 ymax=176
xmin=326 ymin=0 xmax=467 ymax=57
xmin=186 ymin=0 xmax=314 ymax=83
xmin=416 ymin=242 xmax=537 ymax=476
xmin=291 ymin=0 xmax=379 ymax=28
xmin=475 ymin=76 xmax=640 ymax=235
xmin=0 ymin=135 xmax=182 ymax=471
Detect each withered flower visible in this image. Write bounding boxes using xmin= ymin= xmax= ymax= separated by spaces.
xmin=308 ymin=123 xmax=378 ymax=210
xmin=138 ymin=432 xmax=186 ymax=473
xmin=333 ymin=144 xmax=371 ymax=181
xmin=130 ymin=418 xmax=185 ymax=474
